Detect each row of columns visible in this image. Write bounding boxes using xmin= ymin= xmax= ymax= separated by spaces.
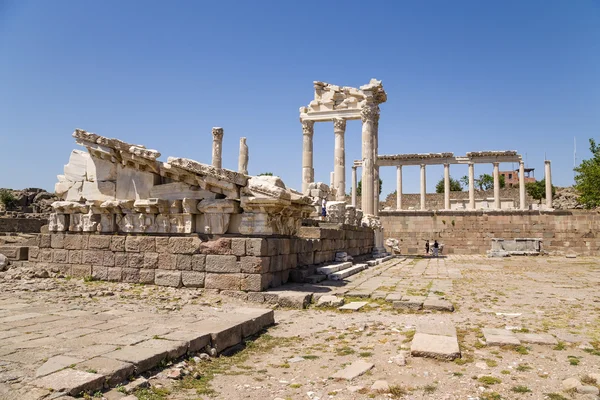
xmin=302 ymin=105 xmax=380 ymax=215
xmin=391 ymin=160 xmax=552 ymax=211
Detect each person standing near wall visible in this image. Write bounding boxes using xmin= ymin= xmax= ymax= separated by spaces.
xmin=433 ymin=240 xmax=439 ymax=257
xmin=425 ymin=240 xmax=430 ymax=256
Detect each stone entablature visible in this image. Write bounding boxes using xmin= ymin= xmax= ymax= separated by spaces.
xmin=373 ymin=151 xmax=521 ymax=167
xmin=28 ymin=227 xmax=374 ymax=291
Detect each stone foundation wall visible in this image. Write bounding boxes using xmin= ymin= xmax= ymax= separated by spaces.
xmin=0 ymin=218 xmax=47 ymax=233
xmin=27 ymin=226 xmax=374 ymax=291
xmin=380 ymin=210 xmax=600 ymax=255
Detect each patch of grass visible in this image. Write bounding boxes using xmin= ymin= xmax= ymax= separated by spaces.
xmin=388 ymin=385 xmax=408 ymax=398
xmin=336 ymin=346 xmax=355 ymax=356
xmin=516 ymin=363 xmax=532 ymax=372
xmin=545 ymin=394 xmax=568 ymax=400
xmin=454 ymin=355 xmax=474 ymax=365
xmin=480 ymin=393 xmax=502 ymax=400
xmin=567 ymin=355 xmax=580 ymax=365
xmin=453 ymin=372 xmax=463 ymax=377
xmin=134 ymin=387 xmax=171 ymax=400
xmin=478 ymin=376 xmax=502 ymax=385
xmin=501 ymin=370 xmax=511 ymax=374
xmin=514 ymin=345 xmax=529 ymax=355
xmin=83 ymin=275 xmax=96 ymax=283
xmin=359 ymin=352 xmax=373 ymax=358
xmin=289 ymin=383 xmax=302 ymax=389
xmin=423 ymin=384 xmax=437 ymax=393
xmin=511 ymin=385 xmax=531 ymax=393
xmin=553 ymin=341 xmax=567 ymax=350
xmin=401 ymin=329 xmax=416 ymax=343
xmin=485 ymin=359 xmax=498 ymax=367
xmin=85 ymin=369 xmax=97 ymax=374
xmin=302 ymin=354 xmax=319 ymax=360
xmin=581 ymin=374 xmax=598 ymax=385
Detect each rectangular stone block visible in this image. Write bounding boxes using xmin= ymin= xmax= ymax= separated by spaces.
xmin=155 ymin=270 xmax=182 ymax=287
xmin=39 ymin=234 xmax=51 ymax=248
xmin=158 ymin=253 xmax=177 ymax=270
xmin=176 ymin=254 xmax=192 ymax=270
xmin=122 ymin=268 xmax=140 ymax=283
xmin=191 ymin=254 xmax=206 ymax=272
xmin=127 ymin=253 xmax=144 ymax=268
xmin=0 ymin=245 xmax=29 ymax=260
xmin=182 ymin=271 xmax=205 ymax=288
xmin=100 ymin=251 xmax=114 ymax=267
xmin=246 ymin=238 xmax=267 ymax=256
xmin=241 ymin=274 xmax=269 ymax=292
xmin=64 ymin=234 xmax=87 ymax=250
xmin=53 ymin=249 xmax=68 ymax=263
xmin=240 ymin=256 xmax=270 ymax=274
xmin=88 ymin=235 xmax=111 ymax=250
xmin=155 ymin=237 xmax=169 ymax=253
xmin=50 ymin=233 xmax=64 ymax=249
xmin=92 ymin=265 xmax=108 ymax=281
xmin=125 ymin=236 xmax=155 ymax=252
xmin=28 ymin=246 xmax=40 ymax=261
xmin=205 ymin=273 xmax=241 ymax=290
xmin=114 ymin=252 xmax=127 ymax=268
xmin=72 ymin=264 xmax=92 ymax=278
xmin=139 ymin=269 xmax=155 ymax=284
xmin=231 ymin=238 xmax=246 ymax=256
xmin=143 ymin=252 xmax=159 ymax=269
xmin=110 ymin=236 xmax=125 ymax=251
xmin=107 ymin=267 xmax=122 ymax=281
xmin=206 ymin=255 xmax=239 ymax=273
xmin=68 ymin=250 xmax=82 ymax=264
xmin=82 ymin=250 xmax=104 ymax=265
xmin=168 ymin=237 xmax=201 ymax=254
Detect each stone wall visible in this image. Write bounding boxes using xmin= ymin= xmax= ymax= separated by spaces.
xmin=380 ymin=210 xmax=600 ymax=255
xmin=0 ymin=218 xmax=47 ymax=233
xmin=27 ymin=226 xmax=374 ymax=291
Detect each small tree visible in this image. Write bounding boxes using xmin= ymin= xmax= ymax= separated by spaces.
xmin=258 ymin=172 xmax=273 ymax=176
xmin=356 ymin=178 xmax=383 ymax=197
xmin=574 ymin=139 xmax=600 ymax=208
xmin=525 ymin=179 xmax=556 ymax=203
xmin=435 ymin=176 xmax=463 ymax=193
xmin=0 ymin=189 xmax=17 ymax=209
xmin=475 ymin=174 xmax=505 ymax=190
xmin=460 ymin=175 xmax=469 ymax=188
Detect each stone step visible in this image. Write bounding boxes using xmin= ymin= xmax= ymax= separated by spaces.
xmin=328 ymin=264 xmax=367 ymax=281
xmin=305 ymin=274 xmax=327 ymax=284
xmin=316 ymin=262 xmax=352 ymax=275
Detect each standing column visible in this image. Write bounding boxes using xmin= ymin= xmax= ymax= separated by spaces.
xmin=238 ymin=137 xmax=248 ymax=175
xmin=373 ymin=122 xmax=380 ymax=216
xmin=333 ymin=118 xmax=346 ymax=201
xmin=519 ymin=161 xmax=526 ymax=210
xmin=545 ymin=160 xmax=553 ymax=209
xmin=396 ymin=165 xmax=402 ymax=210
xmin=444 ymin=163 xmax=450 ymax=210
xmin=351 ymin=166 xmax=357 ymax=207
xmin=420 ymin=164 xmax=427 ymax=210
xmin=493 ymin=162 xmax=500 ymax=209
xmin=301 ymin=120 xmax=315 ymax=193
xmin=211 ymin=127 xmax=224 ymax=169
xmin=468 ymin=162 xmax=475 ymax=210
xmin=361 ymin=104 xmax=378 ymax=214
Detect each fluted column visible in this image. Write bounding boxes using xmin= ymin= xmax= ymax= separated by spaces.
xmin=373 ymin=120 xmax=379 ymax=216
xmin=301 ymin=120 xmax=315 ymax=193
xmin=211 ymin=127 xmax=224 ymax=169
xmin=545 ymin=160 xmax=553 ymax=209
xmin=396 ymin=165 xmax=402 ymax=210
xmin=333 ymin=118 xmax=346 ymax=201
xmin=468 ymin=162 xmax=475 ymax=210
xmin=420 ymin=164 xmax=426 ymax=210
xmin=351 ymin=166 xmax=357 ymax=207
xmin=493 ymin=162 xmax=500 ymax=209
xmin=519 ymin=161 xmax=526 ymax=210
xmin=444 ymin=163 xmax=450 ymax=210
xmin=361 ymin=104 xmax=379 ymax=215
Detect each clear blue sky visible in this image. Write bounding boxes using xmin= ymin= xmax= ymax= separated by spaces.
xmin=1 ymin=1 xmax=599 ymax=198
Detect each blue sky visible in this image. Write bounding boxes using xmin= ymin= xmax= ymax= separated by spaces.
xmin=1 ymin=1 xmax=599 ymax=197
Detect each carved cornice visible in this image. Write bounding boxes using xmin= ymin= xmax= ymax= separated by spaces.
xmin=301 ymin=120 xmax=315 ymax=135
xmin=333 ymin=118 xmax=346 ymax=133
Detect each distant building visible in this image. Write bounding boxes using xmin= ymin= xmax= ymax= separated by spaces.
xmin=500 ymin=168 xmax=536 ymax=187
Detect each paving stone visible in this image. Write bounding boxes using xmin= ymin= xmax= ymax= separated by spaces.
xmin=416 ymin=321 xmax=457 ymax=337
xmin=384 ymin=293 xmax=403 ymax=302
xmin=345 ymin=290 xmax=371 ymax=298
xmin=423 ymin=297 xmax=454 ymax=312
xmin=161 ymin=331 xmax=211 ymax=353
xmin=371 ymin=380 xmax=389 ymax=391
xmin=316 ymin=295 xmax=344 ymax=307
xmin=123 ymin=377 xmax=149 ymax=393
xmin=339 ymin=301 xmax=368 ymax=311
xmin=410 ymin=333 xmax=460 ymax=360
xmin=75 ymin=356 xmax=135 ymax=386
xmin=482 ymin=328 xmax=521 ymax=346
xmin=104 ymin=345 xmax=168 ymax=373
xmin=330 ymin=360 xmax=374 ymax=380
xmin=515 ymin=332 xmax=558 ymax=345
xmin=370 ymin=291 xmax=387 ymax=300
xmin=31 ymin=368 xmax=105 ymax=395
xmin=135 ymin=339 xmax=188 ymax=360
xmin=393 ymin=296 xmax=426 ymax=310
xmin=275 ymin=292 xmax=312 ymax=309
xmin=36 ymin=355 xmax=85 ymax=377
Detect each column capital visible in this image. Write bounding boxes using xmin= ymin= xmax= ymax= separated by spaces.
xmin=351 ymin=165 xmax=357 ymax=170
xmin=492 ymin=161 xmax=500 ymax=167
xmin=444 ymin=163 xmax=450 ymax=167
xmin=301 ymin=120 xmax=314 ymax=135
xmin=212 ymin=127 xmax=224 ymax=140
xmin=360 ymin=104 xmax=380 ymax=123
xmin=544 ymin=159 xmax=551 ymax=165
xmin=519 ymin=160 xmax=525 ymax=166
xmin=333 ymin=118 xmax=346 ymax=133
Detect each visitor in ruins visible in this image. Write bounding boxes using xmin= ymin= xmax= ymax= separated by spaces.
xmin=321 ymin=198 xmax=327 ymax=220
xmin=433 ymin=240 xmax=439 ymax=257
xmin=425 ymin=240 xmax=430 ymax=255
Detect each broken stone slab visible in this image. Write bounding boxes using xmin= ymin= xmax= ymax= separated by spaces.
xmin=410 ymin=333 xmax=460 ymax=360
xmin=393 ymin=296 xmax=426 ymax=310
xmin=482 ymin=328 xmax=521 ymax=346
xmin=384 ymin=293 xmax=403 ymax=302
xmin=371 ymin=380 xmax=389 ymax=391
xmin=75 ymin=356 xmax=135 ymax=387
xmin=316 ymin=295 xmax=344 ymax=307
xmin=416 ymin=321 xmax=457 ymax=337
xmin=31 ymin=368 xmax=105 ymax=396
xmin=562 ymin=377 xmax=581 ymax=391
xmin=330 ymin=360 xmax=374 ymax=380
xmin=339 ymin=301 xmax=368 ymax=311
xmin=423 ymin=297 xmax=454 ymax=312
xmin=264 ymin=291 xmax=312 ymax=309
xmin=36 ymin=355 xmax=84 ymax=378
xmin=160 ymin=330 xmax=210 ymax=353
xmin=515 ymin=332 xmax=558 ymax=345
xmin=134 ymin=339 xmax=188 ymax=360
xmin=104 ymin=345 xmax=169 ymax=373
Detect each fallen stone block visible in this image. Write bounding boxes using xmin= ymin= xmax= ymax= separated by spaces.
xmin=316 ymin=295 xmax=344 ymax=307
xmin=339 ymin=301 xmax=368 ymax=311
xmin=416 ymin=321 xmax=457 ymax=337
xmin=482 ymin=328 xmax=521 ymax=346
xmin=410 ymin=333 xmax=460 ymax=360
xmin=330 ymin=360 xmax=374 ymax=380
xmin=31 ymin=369 xmax=105 ymax=396
xmin=393 ymin=296 xmax=426 ymax=310
xmin=384 ymin=293 xmax=403 ymax=302
xmin=423 ymin=297 xmax=454 ymax=312
xmin=515 ymin=332 xmax=557 ymax=345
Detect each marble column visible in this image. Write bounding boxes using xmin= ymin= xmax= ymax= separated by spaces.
xmin=519 ymin=161 xmax=526 ymax=210
xmin=420 ymin=164 xmax=426 ymax=210
xmin=396 ymin=165 xmax=402 ymax=210
xmin=360 ymin=104 xmax=379 ymax=215
xmin=493 ymin=162 xmax=500 ymax=209
xmin=333 ymin=118 xmax=346 ymax=201
xmin=238 ymin=137 xmax=248 ymax=175
xmin=351 ymin=166 xmax=357 ymax=207
xmin=211 ymin=127 xmax=224 ymax=169
xmin=545 ymin=160 xmax=553 ymax=209
xmin=444 ymin=163 xmax=450 ymax=210
xmin=373 ymin=121 xmax=379 ymax=216
xmin=329 ymin=171 xmax=334 ymax=190
xmin=468 ymin=162 xmax=475 ymax=210
xmin=301 ymin=120 xmax=315 ymax=193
